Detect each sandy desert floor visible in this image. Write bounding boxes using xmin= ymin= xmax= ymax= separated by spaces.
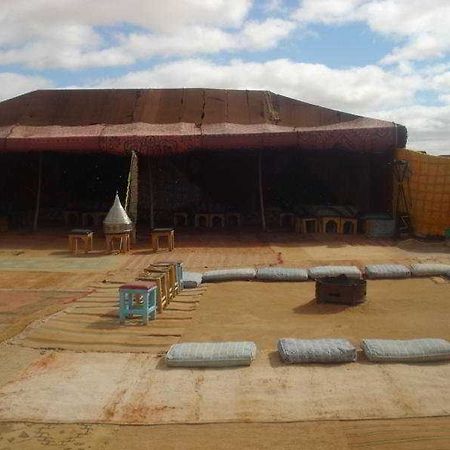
xmin=0 ymin=230 xmax=449 ymax=449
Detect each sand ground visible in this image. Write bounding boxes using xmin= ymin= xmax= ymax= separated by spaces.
xmin=0 ymin=231 xmax=449 ymax=448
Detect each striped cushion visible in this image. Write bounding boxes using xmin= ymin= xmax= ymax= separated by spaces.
xmin=362 ymin=339 xmax=450 ymax=362
xmin=256 ymin=267 xmax=309 ymax=281
xmin=166 ymin=341 xmax=257 ymax=367
xmin=278 ymin=338 xmax=357 ymax=363
xmin=202 ymin=268 xmax=256 ymax=282
xmin=365 ymin=264 xmax=411 ymax=279
xmin=308 ymin=266 xmax=362 ymax=280
xmin=410 ymin=263 xmax=450 ymax=277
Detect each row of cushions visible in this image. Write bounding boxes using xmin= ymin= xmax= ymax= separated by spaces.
xmin=166 ymin=338 xmax=450 ymax=367
xmin=365 ymin=263 xmax=450 ymax=279
xmin=194 ymin=263 xmax=450 ymax=284
xmin=279 ymin=338 xmax=450 ymax=363
xmin=201 ymin=266 xmax=360 ymax=282
xmin=182 ymin=263 xmax=450 ymax=287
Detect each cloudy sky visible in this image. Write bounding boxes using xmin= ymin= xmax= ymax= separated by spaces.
xmin=1 ymin=0 xmax=449 ymax=154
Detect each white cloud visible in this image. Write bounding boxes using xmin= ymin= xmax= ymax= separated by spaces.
xmin=240 ymin=19 xmax=296 ymax=50
xmin=295 ymin=0 xmax=450 ymax=64
xmin=0 ymin=72 xmax=53 ymax=101
xmin=0 ymin=0 xmax=265 ymax=69
xmin=295 ymin=0 xmax=365 ymax=24
xmin=94 ymin=58 xmax=421 ymax=112
xmin=1 ymin=0 xmax=252 ymax=39
xmin=375 ymin=104 xmax=450 ymax=154
xmin=0 ymin=0 xmax=296 ymax=69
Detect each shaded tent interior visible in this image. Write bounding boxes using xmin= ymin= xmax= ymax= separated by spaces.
xmin=0 ymin=88 xmax=406 ymax=230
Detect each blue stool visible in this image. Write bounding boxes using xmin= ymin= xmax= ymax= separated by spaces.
xmin=158 ymin=260 xmax=184 ymax=292
xmin=119 ymin=281 xmax=157 ymax=325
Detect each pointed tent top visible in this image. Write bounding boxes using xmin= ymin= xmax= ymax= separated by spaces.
xmin=103 ymin=193 xmax=132 ymax=225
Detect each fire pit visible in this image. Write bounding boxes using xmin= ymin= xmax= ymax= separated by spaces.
xmin=315 ymin=275 xmax=367 ymax=305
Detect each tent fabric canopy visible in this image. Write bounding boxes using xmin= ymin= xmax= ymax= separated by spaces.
xmin=0 ymin=88 xmax=407 ymax=154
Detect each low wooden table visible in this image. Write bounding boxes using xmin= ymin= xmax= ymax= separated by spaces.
xmin=300 ymin=217 xmax=319 ymax=233
xmin=225 ymin=212 xmax=241 ymax=227
xmin=105 ymin=232 xmax=131 ymax=253
xmin=320 ymin=216 xmax=341 ymax=234
xmin=210 ymin=213 xmax=225 ymax=228
xmin=150 ymin=228 xmax=175 ymax=252
xmin=341 ymin=217 xmax=358 ymax=234
xmin=68 ymin=229 xmax=93 ymax=254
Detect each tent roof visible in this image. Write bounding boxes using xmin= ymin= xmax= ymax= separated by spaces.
xmin=0 ymin=88 xmax=407 ymax=154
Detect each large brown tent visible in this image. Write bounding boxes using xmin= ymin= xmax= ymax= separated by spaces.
xmin=0 ymin=88 xmax=407 ymax=154
xmin=0 ymin=89 xmax=408 ymax=230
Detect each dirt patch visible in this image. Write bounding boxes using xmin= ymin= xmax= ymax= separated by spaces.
xmin=182 ymin=279 xmax=450 ymax=351
xmin=0 ymin=351 xmax=449 ymax=425
xmin=0 ymin=290 xmax=91 ymax=343
xmin=1 ymin=417 xmax=450 ymax=450
xmin=11 ymin=286 xmax=207 ymax=353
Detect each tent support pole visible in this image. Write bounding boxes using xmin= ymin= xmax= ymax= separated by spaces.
xmin=148 ymin=155 xmax=154 ymax=229
xmin=32 ymin=152 xmax=43 ymax=232
xmin=258 ymin=151 xmax=266 ymax=231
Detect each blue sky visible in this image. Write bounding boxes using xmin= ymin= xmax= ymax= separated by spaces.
xmin=1 ymin=0 xmax=449 ymax=154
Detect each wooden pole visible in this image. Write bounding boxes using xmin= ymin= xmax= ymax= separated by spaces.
xmin=148 ymin=155 xmax=154 ymax=229
xmin=258 ymin=151 xmax=266 ymax=231
xmin=32 ymin=152 xmax=43 ymax=232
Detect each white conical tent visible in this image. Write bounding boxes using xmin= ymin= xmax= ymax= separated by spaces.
xmin=103 ymin=193 xmax=133 ymax=234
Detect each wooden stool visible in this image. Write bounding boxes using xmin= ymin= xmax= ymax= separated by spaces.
xmin=321 ymin=217 xmax=341 ymax=234
xmin=210 ymin=213 xmax=225 ymax=228
xmin=138 ymin=271 xmax=169 ymax=312
xmin=280 ymin=213 xmax=295 ymax=228
xmin=68 ymin=229 xmax=93 ymax=254
xmin=150 ymin=228 xmax=175 ymax=252
xmin=174 ymin=212 xmax=189 ymax=227
xmin=226 ymin=213 xmax=241 ymax=227
xmin=341 ymin=218 xmax=358 ymax=235
xmin=118 ymin=281 xmax=157 ymax=325
xmin=302 ymin=217 xmax=318 ymax=233
xmin=156 ymin=260 xmax=183 ymax=293
xmin=105 ymin=232 xmax=131 ymax=253
xmin=149 ymin=263 xmax=177 ymax=298
xmin=194 ymin=213 xmax=210 ymax=227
